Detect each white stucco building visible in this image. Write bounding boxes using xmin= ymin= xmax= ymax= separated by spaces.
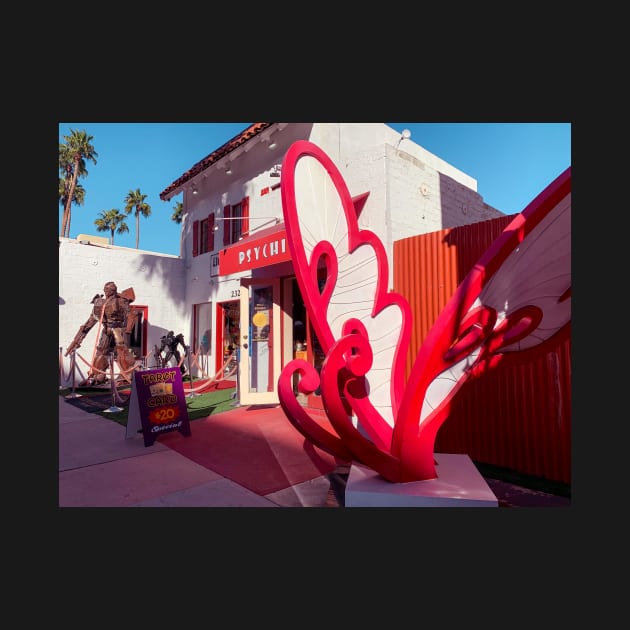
xmin=59 ymin=122 xmax=503 ymax=403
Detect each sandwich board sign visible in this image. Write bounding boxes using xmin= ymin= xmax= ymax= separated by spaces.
xmin=126 ymin=368 xmax=191 ymax=447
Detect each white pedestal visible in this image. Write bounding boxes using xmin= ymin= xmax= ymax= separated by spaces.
xmin=345 ymin=454 xmax=498 ymax=507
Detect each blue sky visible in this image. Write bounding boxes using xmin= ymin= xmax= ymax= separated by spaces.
xmin=58 ymin=122 xmax=571 ymax=257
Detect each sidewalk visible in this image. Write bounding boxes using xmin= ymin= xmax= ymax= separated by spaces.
xmin=58 ymin=395 xmax=335 ymax=507
xmin=58 ymin=395 xmax=570 ymax=508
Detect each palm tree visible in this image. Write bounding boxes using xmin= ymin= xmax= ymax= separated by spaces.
xmin=124 ymin=188 xmax=151 ymax=249
xmin=59 ymin=143 xmax=88 ymax=238
xmin=171 ymin=201 xmax=184 ymax=224
xmin=59 ymin=130 xmax=98 ymax=238
xmin=95 ymin=209 xmax=129 ymax=245
xmin=59 ymin=178 xmax=85 ymax=214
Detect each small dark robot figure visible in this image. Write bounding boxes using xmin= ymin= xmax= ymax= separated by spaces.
xmin=157 ymin=331 xmax=188 ymax=374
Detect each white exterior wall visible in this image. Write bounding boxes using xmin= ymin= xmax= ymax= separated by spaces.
xmin=58 ymin=238 xmax=186 ymax=386
xmin=59 ymin=122 xmax=506 ymax=385
xmin=307 ymin=123 xmax=504 ymax=288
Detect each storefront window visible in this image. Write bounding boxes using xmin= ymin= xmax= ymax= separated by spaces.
xmin=194 ymin=302 xmax=212 ymax=355
xmin=222 ymin=302 xmax=240 ymax=353
xmin=127 ymin=307 xmax=145 ymax=359
xmin=249 ymin=285 xmax=273 ymax=392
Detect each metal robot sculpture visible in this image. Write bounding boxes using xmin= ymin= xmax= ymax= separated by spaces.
xmin=157 ymin=331 xmax=188 ymax=374
xmin=65 ymin=281 xmax=139 ymax=386
xmin=277 ymin=140 xmax=571 ymax=483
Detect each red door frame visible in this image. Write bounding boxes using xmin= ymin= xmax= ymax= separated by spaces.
xmin=131 ymin=305 xmax=148 ymax=359
xmin=216 ymin=300 xmax=240 ymax=374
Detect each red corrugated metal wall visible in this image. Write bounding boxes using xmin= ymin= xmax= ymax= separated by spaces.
xmin=393 ymin=216 xmax=571 ymax=485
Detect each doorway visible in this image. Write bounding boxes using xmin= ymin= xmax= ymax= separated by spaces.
xmin=218 ymin=301 xmax=240 ymax=377
xmin=285 ymin=278 xmax=325 ymax=409
xmin=239 ymin=278 xmax=281 ymax=405
xmin=127 ymin=305 xmax=147 ymax=362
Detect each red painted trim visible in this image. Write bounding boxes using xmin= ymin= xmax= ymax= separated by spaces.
xmin=127 ymin=305 xmax=149 ymax=359
xmin=192 ymin=220 xmax=199 ymax=257
xmin=241 ymin=196 xmax=250 ymax=238
xmin=352 ymin=191 xmax=370 ymax=217
xmin=208 ymin=212 xmax=215 ymax=252
xmin=223 ymin=205 xmax=231 ymax=246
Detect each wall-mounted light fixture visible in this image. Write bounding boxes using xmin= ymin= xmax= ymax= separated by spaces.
xmin=225 ymin=165 xmax=233 ymax=175
xmin=191 ymin=182 xmax=199 ymax=195
xmin=396 ymin=128 xmax=412 ymax=149
xmin=269 ymin=164 xmax=282 ymax=178
xmin=261 ymin=131 xmax=278 ymax=151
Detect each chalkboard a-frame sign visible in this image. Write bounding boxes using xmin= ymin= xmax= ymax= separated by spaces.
xmin=126 ymin=368 xmax=191 ymax=447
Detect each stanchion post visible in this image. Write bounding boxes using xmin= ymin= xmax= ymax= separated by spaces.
xmin=185 ymin=346 xmax=196 ymax=399
xmin=231 ymin=346 xmax=240 ymax=407
xmin=65 ymin=350 xmax=82 ymax=399
xmin=103 ymin=352 xmax=123 ymax=413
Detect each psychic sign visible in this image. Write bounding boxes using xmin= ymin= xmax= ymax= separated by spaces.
xmin=218 ymin=225 xmax=290 ymax=275
xmin=126 ymin=367 xmax=191 ymax=447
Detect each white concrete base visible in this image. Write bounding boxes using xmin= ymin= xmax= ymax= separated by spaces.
xmin=345 ymin=454 xmax=498 ymax=507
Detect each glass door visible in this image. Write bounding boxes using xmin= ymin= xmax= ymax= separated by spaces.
xmin=239 ymin=278 xmax=281 ymax=405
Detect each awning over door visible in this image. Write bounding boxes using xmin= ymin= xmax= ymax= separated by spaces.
xmin=218 ymin=222 xmax=290 ymax=275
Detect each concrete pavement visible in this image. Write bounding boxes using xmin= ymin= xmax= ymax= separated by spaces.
xmin=58 ymin=395 xmax=335 ymax=508
xmin=58 ymin=394 xmax=570 ymax=508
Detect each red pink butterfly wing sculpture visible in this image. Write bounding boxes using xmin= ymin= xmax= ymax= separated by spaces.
xmin=278 ymin=140 xmax=571 ymax=483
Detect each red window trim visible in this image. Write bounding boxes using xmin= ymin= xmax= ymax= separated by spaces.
xmin=208 ymin=212 xmax=215 ymax=252
xmin=192 ymin=220 xmax=199 ymax=257
xmin=223 ymin=205 xmax=231 ymax=246
xmin=241 ymin=196 xmax=250 ymax=238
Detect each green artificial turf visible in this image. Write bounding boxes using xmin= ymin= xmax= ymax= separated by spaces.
xmin=59 ymin=384 xmax=238 ymax=427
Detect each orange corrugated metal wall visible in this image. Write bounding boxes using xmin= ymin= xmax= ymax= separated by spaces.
xmin=393 ymin=216 xmax=571 ymax=485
